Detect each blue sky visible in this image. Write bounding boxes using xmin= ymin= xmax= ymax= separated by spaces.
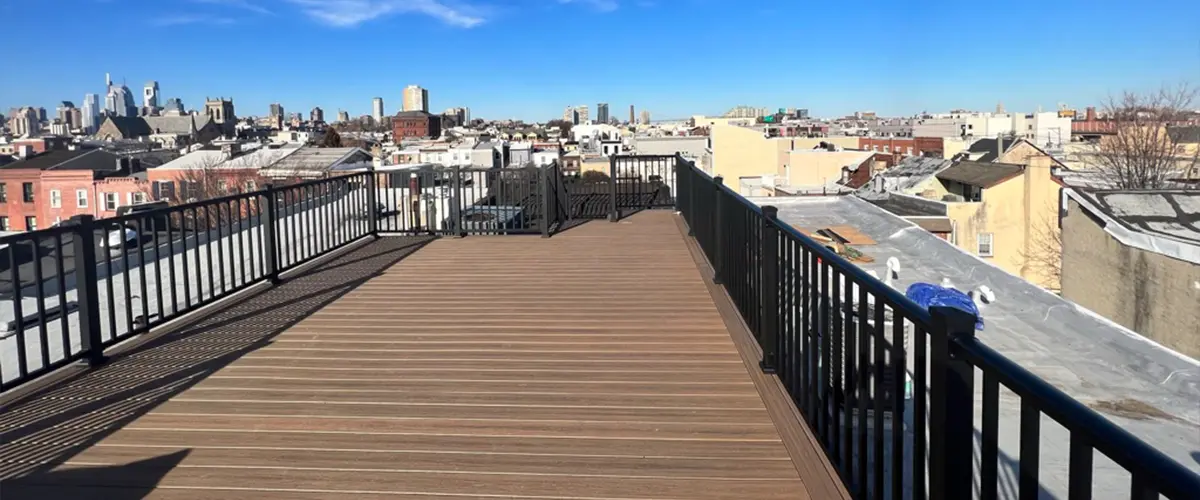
xmin=2 ymin=0 xmax=1198 ymax=121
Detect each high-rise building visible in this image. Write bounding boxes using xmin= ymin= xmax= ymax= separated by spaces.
xmin=66 ymin=108 xmax=83 ymax=130
xmin=337 ymin=110 xmax=350 ymax=123
xmin=576 ymin=105 xmax=589 ymax=124
xmin=105 ymin=75 xmax=137 ymax=118
xmin=82 ymin=94 xmax=100 ymax=133
xmin=640 ymin=110 xmax=651 ymax=125
xmin=402 ymin=85 xmax=429 ymax=112
xmin=11 ymin=107 xmax=40 ymax=136
xmin=36 ymin=107 xmax=47 ymax=122
xmin=597 ymin=103 xmax=609 ymax=124
xmin=563 ymin=106 xmax=575 ymax=123
xmin=629 ymin=105 xmax=635 ymax=124
xmin=163 ymin=98 xmax=185 ymax=116
xmin=311 ymin=107 xmax=324 ymax=123
xmin=56 ymin=101 xmax=76 ymax=124
xmin=372 ymin=97 xmax=384 ymax=122
xmin=798 ymin=109 xmax=810 ymax=119
xmin=269 ymin=103 xmax=284 ymax=118
xmin=143 ymin=81 xmax=159 ymax=109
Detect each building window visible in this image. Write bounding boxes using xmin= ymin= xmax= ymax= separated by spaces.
xmin=244 ymin=180 xmax=256 ymax=192
xmin=132 ymin=192 xmax=147 ymax=204
xmin=977 ymin=233 xmax=994 ymax=257
xmin=104 ymin=192 xmax=119 ymax=211
xmin=0 ymin=216 xmax=8 ymax=230
xmin=22 ymin=183 xmax=34 ymax=203
xmin=0 ymin=183 xmax=6 ymax=202
xmin=217 ymin=179 xmax=228 ymax=193
xmin=25 ymin=216 xmax=37 ymax=231
xmin=49 ymin=189 xmax=61 ymax=208
xmin=883 ymin=146 xmax=890 ymax=153
xmin=76 ymin=189 xmax=88 ymax=208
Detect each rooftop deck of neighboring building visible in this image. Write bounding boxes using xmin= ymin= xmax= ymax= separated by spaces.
xmin=0 ymin=211 xmax=848 ymax=500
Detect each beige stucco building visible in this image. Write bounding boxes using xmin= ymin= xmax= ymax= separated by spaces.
xmin=708 ymin=125 xmax=860 ymax=195
xmin=860 ymin=139 xmax=1064 ymax=289
xmin=1059 ymin=189 xmax=1200 ymax=359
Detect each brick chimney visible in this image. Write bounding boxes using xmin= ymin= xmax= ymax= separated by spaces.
xmin=1085 ymin=107 xmax=1096 ymax=122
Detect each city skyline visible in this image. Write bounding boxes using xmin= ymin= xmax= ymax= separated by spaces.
xmin=1 ymin=0 xmax=1198 ymax=121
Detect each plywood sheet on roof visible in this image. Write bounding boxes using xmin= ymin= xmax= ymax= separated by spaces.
xmin=820 ymin=225 xmax=876 ymax=245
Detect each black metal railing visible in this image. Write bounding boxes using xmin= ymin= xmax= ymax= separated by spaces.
xmin=675 ymin=158 xmax=1200 ymax=500
xmin=373 ymin=163 xmax=570 ymax=236
xmin=0 ymin=173 xmax=376 ymax=392
xmin=1 ymin=164 xmax=580 ymax=392
xmin=608 ymin=154 xmax=677 ymax=220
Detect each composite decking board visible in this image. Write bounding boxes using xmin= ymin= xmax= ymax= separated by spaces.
xmin=0 ymin=212 xmax=844 ymax=499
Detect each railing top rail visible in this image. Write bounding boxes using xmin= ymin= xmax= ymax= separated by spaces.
xmin=953 ymin=336 xmax=1200 ymax=497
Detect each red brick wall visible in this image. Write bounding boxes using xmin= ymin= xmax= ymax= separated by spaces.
xmin=39 ymin=170 xmax=97 ymax=226
xmin=0 ymin=169 xmax=42 ymax=230
xmin=914 ymin=137 xmax=945 ymax=157
xmin=858 ymin=137 xmax=916 ymax=156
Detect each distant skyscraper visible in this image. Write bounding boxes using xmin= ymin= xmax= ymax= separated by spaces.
xmin=563 ymin=106 xmax=575 ymax=123
xmin=105 ymin=74 xmax=137 ymax=118
xmin=269 ymin=103 xmax=284 ymax=118
xmin=143 ymin=81 xmax=159 ymax=109
xmin=337 ymin=110 xmax=350 ymax=123
xmin=402 ymin=85 xmax=429 ymax=112
xmin=311 ymin=107 xmax=324 ymax=123
xmin=163 ymin=98 xmax=185 ymax=116
xmin=12 ymin=107 xmax=40 ymax=136
xmin=629 ymin=105 xmax=635 ymax=124
xmin=597 ymin=103 xmax=609 ymax=124
xmin=82 ymin=94 xmax=100 ymax=133
xmin=640 ymin=110 xmax=651 ymax=125
xmin=372 ymin=97 xmax=384 ymax=122
xmin=56 ymin=101 xmax=76 ymax=123
xmin=35 ymin=107 xmax=47 ymax=122
xmin=576 ymin=105 xmax=589 ymax=124
xmin=798 ymin=109 xmax=810 ymax=119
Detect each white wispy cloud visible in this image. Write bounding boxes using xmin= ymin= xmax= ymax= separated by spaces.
xmin=191 ymin=0 xmax=273 ymax=15
xmin=558 ymin=0 xmax=619 ymax=12
xmin=287 ymin=0 xmax=486 ymax=28
xmin=152 ymin=14 xmax=238 ymax=26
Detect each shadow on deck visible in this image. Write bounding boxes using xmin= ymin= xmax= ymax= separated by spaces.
xmin=0 ymin=212 xmax=846 ymax=500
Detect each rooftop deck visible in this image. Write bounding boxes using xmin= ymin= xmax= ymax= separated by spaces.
xmin=0 ymin=211 xmax=847 ymax=499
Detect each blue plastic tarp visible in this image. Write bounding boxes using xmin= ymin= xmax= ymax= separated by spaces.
xmin=904 ymin=282 xmax=984 ymax=330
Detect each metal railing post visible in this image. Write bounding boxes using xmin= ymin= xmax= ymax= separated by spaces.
xmin=450 ymin=166 xmax=464 ymax=237
xmin=365 ymin=169 xmax=379 ymax=237
xmin=540 ymin=165 xmax=551 ymax=238
xmin=929 ymin=306 xmax=978 ymax=500
xmin=608 ymin=156 xmax=619 ymax=222
xmin=686 ymin=164 xmax=696 ymax=236
xmin=70 ymin=215 xmax=105 ymax=367
xmin=712 ymin=175 xmax=725 ymax=285
xmin=262 ymin=184 xmax=280 ymax=284
xmin=759 ymin=205 xmax=779 ymax=374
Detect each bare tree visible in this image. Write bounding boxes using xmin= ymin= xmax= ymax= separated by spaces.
xmin=1088 ymin=84 xmax=1199 ymax=189
xmin=1020 ymin=212 xmax=1063 ymax=292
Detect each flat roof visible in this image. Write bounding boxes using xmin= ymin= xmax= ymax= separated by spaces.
xmin=750 ymin=195 xmax=1200 ymax=482
xmin=936 ymin=160 xmax=1024 ymax=188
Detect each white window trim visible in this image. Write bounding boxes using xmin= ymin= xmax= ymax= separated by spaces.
xmin=104 ymin=192 xmax=119 ymax=211
xmin=76 ymin=189 xmax=88 ymax=208
xmin=977 ymin=233 xmax=994 ymax=257
xmin=49 ymin=189 xmax=61 ymax=208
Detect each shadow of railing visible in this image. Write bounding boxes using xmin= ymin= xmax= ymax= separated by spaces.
xmin=0 ymin=236 xmax=434 ymax=494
